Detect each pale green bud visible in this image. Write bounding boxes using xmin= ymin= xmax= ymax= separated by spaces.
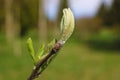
xmin=60 ymin=8 xmax=75 ymax=43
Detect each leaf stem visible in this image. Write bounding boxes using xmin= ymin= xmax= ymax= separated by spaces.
xmin=27 ymin=42 xmax=62 ymax=80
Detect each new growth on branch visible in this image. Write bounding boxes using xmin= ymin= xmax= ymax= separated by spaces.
xmin=27 ymin=8 xmax=75 ymax=80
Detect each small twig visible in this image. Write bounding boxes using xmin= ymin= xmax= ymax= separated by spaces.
xmin=27 ymin=8 xmax=75 ymax=80
xmin=27 ymin=42 xmax=62 ymax=80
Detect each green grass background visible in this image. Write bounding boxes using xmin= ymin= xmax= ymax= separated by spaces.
xmin=0 ymin=32 xmax=120 ymax=80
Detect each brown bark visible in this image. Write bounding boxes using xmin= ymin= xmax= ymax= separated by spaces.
xmin=13 ymin=0 xmax=21 ymax=55
xmin=38 ymin=0 xmax=47 ymax=44
xmin=5 ymin=0 xmax=14 ymax=44
xmin=5 ymin=0 xmax=21 ymax=55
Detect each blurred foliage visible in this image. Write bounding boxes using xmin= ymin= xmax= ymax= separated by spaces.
xmin=87 ymin=29 xmax=120 ymax=50
xmin=0 ymin=0 xmax=120 ymax=80
xmin=0 ymin=0 xmax=4 ymax=29
xmin=20 ymin=0 xmax=38 ymax=36
xmin=0 ymin=0 xmax=120 ymax=50
xmin=85 ymin=0 xmax=120 ymax=50
xmin=98 ymin=0 xmax=120 ymax=26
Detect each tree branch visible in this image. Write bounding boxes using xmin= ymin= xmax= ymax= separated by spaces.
xmin=27 ymin=42 xmax=62 ymax=80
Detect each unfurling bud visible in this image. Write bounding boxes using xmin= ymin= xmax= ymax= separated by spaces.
xmin=60 ymin=8 xmax=75 ymax=44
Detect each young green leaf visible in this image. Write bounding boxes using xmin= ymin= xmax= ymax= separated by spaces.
xmin=26 ymin=38 xmax=36 ymax=64
xmin=37 ymin=39 xmax=56 ymax=66
xmin=27 ymin=8 xmax=75 ymax=80
xmin=35 ymin=44 xmax=45 ymax=63
xmin=45 ymin=39 xmax=57 ymax=54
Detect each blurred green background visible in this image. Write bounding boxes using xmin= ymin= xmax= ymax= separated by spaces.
xmin=0 ymin=0 xmax=120 ymax=80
